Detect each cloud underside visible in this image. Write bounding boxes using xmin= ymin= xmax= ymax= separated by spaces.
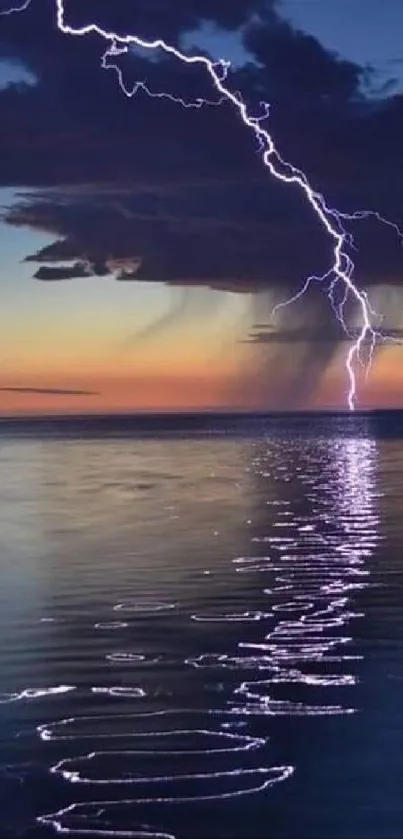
xmin=4 ymin=182 xmax=403 ymax=295
xmin=246 ymin=325 xmax=403 ymax=343
xmin=0 ymin=0 xmax=402 ymax=337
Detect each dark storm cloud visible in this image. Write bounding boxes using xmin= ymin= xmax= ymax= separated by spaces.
xmin=69 ymin=0 xmax=273 ymax=41
xmin=242 ymin=14 xmax=362 ymax=103
xmin=0 ymin=386 xmax=99 ymax=395
xmin=34 ymin=261 xmax=91 ymax=280
xmin=4 ymin=183 xmax=402 ymax=291
xmin=245 ymin=325 xmax=403 ymax=344
xmin=4 ymin=184 xmax=331 ymax=288
xmin=0 ymin=0 xmax=402 ymax=295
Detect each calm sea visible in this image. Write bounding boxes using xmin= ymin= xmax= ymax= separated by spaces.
xmin=1 ymin=412 xmax=403 ymax=839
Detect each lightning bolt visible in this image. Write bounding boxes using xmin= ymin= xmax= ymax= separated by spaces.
xmin=1 ymin=0 xmax=401 ymax=410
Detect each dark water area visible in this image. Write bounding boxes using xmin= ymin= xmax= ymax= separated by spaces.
xmin=1 ymin=412 xmax=403 ymax=838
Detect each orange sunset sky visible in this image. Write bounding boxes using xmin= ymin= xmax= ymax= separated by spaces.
xmin=1 ymin=196 xmax=403 ymax=415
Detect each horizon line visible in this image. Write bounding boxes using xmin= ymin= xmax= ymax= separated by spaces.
xmin=0 ymin=407 xmax=402 ymax=422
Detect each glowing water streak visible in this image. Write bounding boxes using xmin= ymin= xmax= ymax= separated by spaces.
xmin=113 ymin=601 xmax=176 ymax=613
xmin=51 ymin=759 xmax=279 ymax=787
xmin=37 ymin=766 xmax=294 ymax=833
xmin=39 ymin=765 xmax=293 ymax=807
xmin=37 ymin=712 xmax=266 ymax=751
xmin=191 ymin=610 xmax=264 ymax=622
xmin=1 ymin=0 xmax=402 ymax=408
xmin=106 ymin=652 xmax=163 ymax=665
xmin=37 ymin=809 xmax=176 ymax=839
xmin=91 ymin=686 xmax=146 ymax=698
xmin=0 ymin=684 xmax=75 ymax=703
xmin=94 ymin=621 xmax=129 ymax=629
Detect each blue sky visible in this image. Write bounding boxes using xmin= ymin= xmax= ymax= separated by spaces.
xmin=283 ymin=0 xmax=403 ymax=94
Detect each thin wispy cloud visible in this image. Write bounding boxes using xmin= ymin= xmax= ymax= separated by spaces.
xmin=0 ymin=387 xmax=100 ymax=396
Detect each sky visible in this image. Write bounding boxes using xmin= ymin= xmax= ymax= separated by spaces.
xmin=0 ymin=0 xmax=403 ymax=414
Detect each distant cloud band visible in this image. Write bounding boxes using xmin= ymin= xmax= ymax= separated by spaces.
xmin=0 ymin=387 xmax=99 ymax=395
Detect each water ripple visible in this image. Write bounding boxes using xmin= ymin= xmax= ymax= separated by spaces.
xmin=0 ymin=685 xmax=75 ymax=703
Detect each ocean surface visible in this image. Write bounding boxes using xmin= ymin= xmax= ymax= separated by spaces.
xmin=1 ymin=411 xmax=403 ymax=839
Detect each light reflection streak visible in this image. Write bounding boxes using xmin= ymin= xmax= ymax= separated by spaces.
xmin=187 ymin=433 xmax=379 ymax=720
xmin=191 ymin=611 xmax=263 ymax=623
xmin=113 ymin=602 xmax=176 ymax=614
xmin=0 ymin=685 xmax=75 ymax=703
xmin=91 ymin=687 xmax=146 ymax=699
xmin=95 ymin=622 xmax=129 ymax=630
xmin=51 ymin=758 xmax=288 ymax=789
xmin=38 ymin=712 xmax=264 ymax=751
xmin=38 ymin=767 xmax=294 ymax=834
xmin=39 ymin=767 xmax=292 ymax=806
xmin=32 ymin=432 xmax=379 ymax=836
xmin=106 ymin=653 xmax=163 ymax=665
xmin=38 ymin=807 xmax=176 ymax=839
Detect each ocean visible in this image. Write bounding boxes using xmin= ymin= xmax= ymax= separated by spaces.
xmin=1 ymin=412 xmax=403 ymax=838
